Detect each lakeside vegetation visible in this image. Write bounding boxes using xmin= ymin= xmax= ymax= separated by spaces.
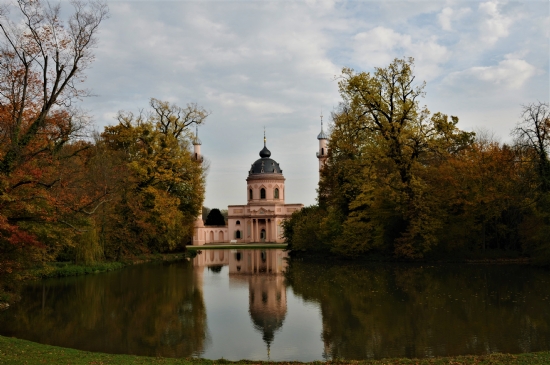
xmin=0 ymin=0 xmax=207 ymax=302
xmin=284 ymin=58 xmax=549 ymax=264
xmin=1 ymin=336 xmax=549 ymax=365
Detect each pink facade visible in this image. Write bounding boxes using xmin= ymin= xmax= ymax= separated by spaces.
xmin=193 ymin=134 xmax=304 ymax=245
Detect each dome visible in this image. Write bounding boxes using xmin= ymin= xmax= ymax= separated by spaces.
xmin=249 ymin=144 xmax=283 ymax=176
xmin=249 ymin=158 xmax=282 ymax=175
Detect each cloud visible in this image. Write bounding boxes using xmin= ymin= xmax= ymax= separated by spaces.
xmin=74 ymin=1 xmax=548 ymax=209
xmin=478 ymin=1 xmax=514 ymax=45
xmin=444 ymin=58 xmax=537 ymax=91
xmin=352 ymin=27 xmax=449 ymax=81
xmin=438 ymin=6 xmax=471 ymax=31
xmin=205 ymin=90 xmax=294 ymax=115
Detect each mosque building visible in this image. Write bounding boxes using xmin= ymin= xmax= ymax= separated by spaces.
xmin=192 ymin=120 xmax=328 ymax=245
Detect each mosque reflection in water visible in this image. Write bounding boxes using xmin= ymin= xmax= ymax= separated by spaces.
xmin=193 ymin=249 xmax=288 ymax=349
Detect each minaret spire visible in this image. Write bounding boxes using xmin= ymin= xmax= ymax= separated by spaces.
xmin=193 ymin=125 xmax=202 ymax=146
xmin=316 ymin=113 xmax=328 ymax=176
xmin=264 ymin=127 xmax=266 ymax=147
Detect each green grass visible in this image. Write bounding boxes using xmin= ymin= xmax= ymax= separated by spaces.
xmin=18 ymin=253 xmax=186 ymax=280
xmin=1 ymin=336 xmax=549 ymax=365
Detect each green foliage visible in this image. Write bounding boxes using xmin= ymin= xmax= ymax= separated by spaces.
xmin=288 ymin=58 xmax=550 ymax=262
xmin=283 ymin=205 xmax=330 ymax=253
xmin=205 ymin=208 xmax=226 ymax=226
xmin=97 ymin=98 xmax=207 ymax=258
xmin=1 ymin=335 xmax=550 ymax=364
xmin=75 ymin=221 xmax=104 ymax=265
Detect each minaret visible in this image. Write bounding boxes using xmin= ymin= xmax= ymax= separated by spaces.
xmin=316 ymin=113 xmax=328 ymax=175
xmin=193 ymin=125 xmax=205 ymax=245
xmin=193 ymin=125 xmax=203 ymax=162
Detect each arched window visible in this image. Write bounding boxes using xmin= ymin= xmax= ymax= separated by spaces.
xmin=236 ymin=220 xmax=240 ymax=225
xmin=321 ymin=148 xmax=324 ymax=155
xmin=249 ymin=189 xmax=253 ymax=200
xmin=235 ymin=230 xmax=241 ymax=239
xmin=260 ymin=188 xmax=266 ymax=199
xmin=274 ymin=188 xmax=279 ymax=199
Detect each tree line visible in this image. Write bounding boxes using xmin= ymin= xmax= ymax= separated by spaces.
xmin=284 ymin=58 xmax=549 ymax=262
xmin=0 ymin=0 xmax=207 ymax=282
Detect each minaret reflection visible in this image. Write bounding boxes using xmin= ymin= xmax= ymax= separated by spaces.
xmin=193 ymin=249 xmax=288 ymax=353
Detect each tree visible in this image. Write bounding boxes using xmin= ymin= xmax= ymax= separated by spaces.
xmin=513 ymin=102 xmax=550 ymax=263
xmin=100 ymin=98 xmax=207 ymax=255
xmin=322 ymin=58 xmax=474 ymax=258
xmin=205 ymin=209 xmax=225 ymax=226
xmin=0 ymin=0 xmax=108 ymax=175
xmin=0 ymin=0 xmax=108 ymax=271
xmin=513 ymin=102 xmax=550 ymax=192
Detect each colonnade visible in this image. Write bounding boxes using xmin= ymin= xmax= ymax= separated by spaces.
xmin=248 ymin=218 xmax=277 ymax=242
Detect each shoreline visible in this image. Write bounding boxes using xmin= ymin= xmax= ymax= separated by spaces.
xmin=1 ymin=335 xmax=549 ymax=365
xmin=0 ymin=252 xmax=187 ymax=308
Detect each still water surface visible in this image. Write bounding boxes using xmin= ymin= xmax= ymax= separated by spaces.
xmin=1 ymin=249 xmax=549 ymax=361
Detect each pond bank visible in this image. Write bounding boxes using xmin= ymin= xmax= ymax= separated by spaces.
xmin=0 ymin=252 xmax=187 ymax=308
xmin=26 ymin=252 xmax=187 ymax=280
xmin=1 ymin=335 xmax=549 ymax=365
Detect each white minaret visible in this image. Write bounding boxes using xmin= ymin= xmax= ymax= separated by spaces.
xmin=193 ymin=125 xmax=203 ymax=162
xmin=193 ymin=126 xmax=205 ymax=245
xmin=316 ymin=113 xmax=328 ymax=175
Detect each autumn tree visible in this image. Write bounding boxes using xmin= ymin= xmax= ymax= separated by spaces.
xmin=100 ymin=98 xmax=208 ymax=257
xmin=513 ymin=102 xmax=550 ymax=192
xmin=320 ymin=58 xmax=474 ymax=258
xmin=0 ymin=0 xmax=108 ymax=273
xmin=512 ymin=102 xmax=550 ymax=263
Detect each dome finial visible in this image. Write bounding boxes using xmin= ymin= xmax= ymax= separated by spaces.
xmin=259 ymin=128 xmax=271 ymax=158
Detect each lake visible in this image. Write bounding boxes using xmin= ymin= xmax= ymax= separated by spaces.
xmin=1 ymin=249 xmax=549 ymax=361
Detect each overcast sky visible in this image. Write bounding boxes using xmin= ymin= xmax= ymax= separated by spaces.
xmin=73 ymin=0 xmax=549 ymax=209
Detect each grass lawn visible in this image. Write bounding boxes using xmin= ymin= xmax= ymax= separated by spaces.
xmin=1 ymin=336 xmax=549 ymax=365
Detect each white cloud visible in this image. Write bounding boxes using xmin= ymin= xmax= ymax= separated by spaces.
xmin=478 ymin=1 xmax=514 ymax=45
xmin=205 ymin=90 xmax=294 ymax=115
xmin=74 ymin=1 xmax=548 ymax=209
xmin=438 ymin=6 xmax=471 ymax=31
xmin=438 ymin=7 xmax=454 ymax=31
xmin=353 ymin=27 xmax=449 ymax=81
xmin=444 ymin=58 xmax=537 ymax=90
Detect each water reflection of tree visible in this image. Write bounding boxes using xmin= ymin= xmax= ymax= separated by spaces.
xmin=0 ymin=261 xmax=207 ymax=357
xmin=285 ymin=262 xmax=550 ymax=360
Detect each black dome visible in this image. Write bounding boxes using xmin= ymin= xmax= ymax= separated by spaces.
xmin=259 ymin=146 xmax=271 ymax=158
xmin=249 ymin=158 xmax=282 ymax=175
xmin=249 ymin=143 xmax=282 ymax=175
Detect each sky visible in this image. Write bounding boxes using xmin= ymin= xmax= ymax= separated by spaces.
xmin=69 ymin=0 xmax=548 ymax=209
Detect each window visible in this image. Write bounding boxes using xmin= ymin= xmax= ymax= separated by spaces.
xmin=235 ymin=230 xmax=241 ymax=239
xmin=274 ymin=188 xmax=279 ymax=199
xmin=249 ymin=189 xmax=253 ymax=200
xmin=321 ymin=148 xmax=324 ymax=155
xmin=236 ymin=220 xmax=240 ymax=225
xmin=260 ymin=188 xmax=266 ymax=199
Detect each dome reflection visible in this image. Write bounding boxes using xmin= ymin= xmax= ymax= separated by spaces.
xmin=193 ymin=249 xmax=288 ymax=352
